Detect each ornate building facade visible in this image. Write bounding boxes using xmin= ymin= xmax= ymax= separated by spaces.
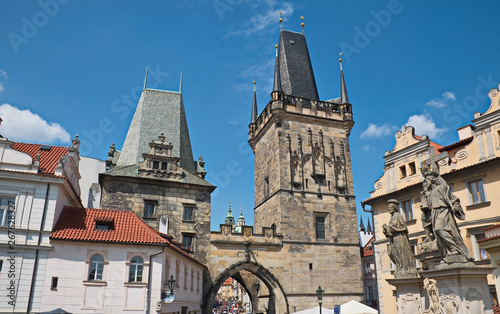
xmin=363 ymin=83 xmax=500 ymax=313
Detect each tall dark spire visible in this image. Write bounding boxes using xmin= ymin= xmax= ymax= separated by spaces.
xmin=272 ymin=45 xmax=282 ymax=93
xmin=276 ymin=30 xmax=319 ymax=99
xmin=250 ymin=80 xmax=258 ymax=124
xmin=359 ymin=216 xmax=365 ymax=232
xmin=367 ymin=219 xmax=372 ymax=234
xmin=339 ymin=58 xmax=349 ymax=104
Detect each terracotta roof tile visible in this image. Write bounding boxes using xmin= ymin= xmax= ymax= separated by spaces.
xmin=51 ymin=207 xmax=168 ymax=244
xmin=11 ymin=142 xmax=69 ymax=174
xmin=438 ymin=136 xmax=474 ymax=152
xmin=414 ymin=135 xmax=443 ymax=155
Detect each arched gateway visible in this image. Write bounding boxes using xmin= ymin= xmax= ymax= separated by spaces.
xmin=203 ymin=260 xmax=289 ymax=314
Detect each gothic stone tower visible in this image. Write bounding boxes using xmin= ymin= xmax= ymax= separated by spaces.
xmin=100 ymin=85 xmax=215 ymax=264
xmin=248 ymin=29 xmax=363 ymax=309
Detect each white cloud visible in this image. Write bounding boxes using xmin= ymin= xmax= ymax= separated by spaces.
xmin=362 ymin=144 xmax=372 ymax=151
xmin=0 ymin=104 xmax=71 ymax=144
xmin=425 ymin=91 xmax=456 ymax=108
xmin=360 ymin=123 xmax=393 ymax=139
xmin=405 ymin=112 xmax=447 ymax=139
xmin=225 ymin=2 xmax=294 ymax=38
xmin=0 ymin=69 xmax=7 ymax=79
xmin=0 ymin=83 xmax=4 ymax=92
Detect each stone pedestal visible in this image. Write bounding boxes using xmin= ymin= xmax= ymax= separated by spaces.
xmin=386 ymin=276 xmax=424 ymax=314
xmin=420 ymin=267 xmax=494 ymax=314
xmin=387 ymin=267 xmax=495 ymax=313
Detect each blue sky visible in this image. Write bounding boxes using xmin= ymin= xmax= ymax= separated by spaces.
xmin=1 ymin=1 xmax=500 ymax=232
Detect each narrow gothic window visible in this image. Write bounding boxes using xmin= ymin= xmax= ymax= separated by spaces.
xmin=264 ymin=177 xmax=269 ymax=198
xmin=315 ymin=216 xmax=325 ymax=239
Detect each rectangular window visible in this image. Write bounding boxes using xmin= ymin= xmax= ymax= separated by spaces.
xmin=472 ymin=233 xmax=490 ymax=261
xmin=468 ymin=179 xmax=486 ymax=204
xmin=51 ymin=277 xmax=58 ymax=290
xmin=0 ymin=197 xmax=16 ymax=227
xmin=183 ymin=206 xmax=194 ymax=221
xmin=182 ymin=235 xmax=194 ymax=250
xmin=153 ymin=161 xmax=159 ymax=170
xmin=368 ymin=286 xmax=373 ymax=300
xmin=364 ymin=262 xmax=372 ymax=274
xmin=161 ymin=162 xmax=167 ymax=171
xmin=399 ymin=165 xmax=407 ymax=179
xmin=408 ymin=162 xmax=416 ymax=176
xmin=144 ymin=201 xmax=156 ymax=218
xmin=0 ymin=260 xmax=3 ymax=272
xmin=400 ymin=199 xmax=413 ymax=221
xmin=315 ymin=216 xmax=325 ymax=239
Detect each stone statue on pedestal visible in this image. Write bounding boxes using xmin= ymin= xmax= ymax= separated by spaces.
xmin=421 ymin=166 xmax=474 ymax=266
xmin=383 ymin=199 xmax=417 ymax=278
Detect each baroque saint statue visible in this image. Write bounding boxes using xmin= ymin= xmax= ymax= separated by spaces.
xmin=420 ymin=164 xmax=474 ymax=266
xmin=382 ymin=199 xmax=417 ymax=278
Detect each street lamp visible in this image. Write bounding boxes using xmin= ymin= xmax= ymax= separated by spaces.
xmin=168 ymin=275 xmax=176 ymax=294
xmin=316 ymin=285 xmax=325 ymax=314
xmin=161 ymin=275 xmax=176 ymax=303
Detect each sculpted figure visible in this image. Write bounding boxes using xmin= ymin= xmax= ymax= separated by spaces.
xmin=382 ymin=199 xmax=417 ymax=278
xmin=420 ymin=170 xmax=435 ymax=243
xmin=424 ymin=170 xmax=474 ymax=264
xmin=423 ymin=278 xmax=440 ymax=314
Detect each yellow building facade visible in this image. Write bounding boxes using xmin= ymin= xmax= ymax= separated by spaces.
xmin=364 ymin=82 xmax=500 ymax=313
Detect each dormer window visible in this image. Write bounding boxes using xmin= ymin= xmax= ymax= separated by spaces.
xmin=95 ymin=220 xmax=113 ymax=231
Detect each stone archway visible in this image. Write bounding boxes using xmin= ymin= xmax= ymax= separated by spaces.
xmin=203 ymin=261 xmax=289 ymax=314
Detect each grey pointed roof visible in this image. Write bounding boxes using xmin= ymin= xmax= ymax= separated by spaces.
xmin=116 ymin=89 xmax=195 ymax=172
xmin=250 ymin=83 xmax=258 ymax=124
xmin=359 ymin=216 xmax=365 ymax=232
xmin=276 ymin=30 xmax=319 ymax=100
xmin=272 ymin=47 xmax=282 ymax=93
xmin=340 ymin=61 xmax=350 ymax=104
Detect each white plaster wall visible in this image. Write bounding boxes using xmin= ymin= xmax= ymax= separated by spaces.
xmin=40 ymin=241 xmax=204 ymax=314
xmin=79 ymin=156 xmax=105 ymax=208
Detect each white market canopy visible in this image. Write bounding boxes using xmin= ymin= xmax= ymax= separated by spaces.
xmin=293 ymin=306 xmax=334 ymax=314
xmin=340 ymin=300 xmax=378 ymax=314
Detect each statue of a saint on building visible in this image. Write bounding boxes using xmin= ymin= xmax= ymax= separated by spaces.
xmin=382 ymin=199 xmax=417 ymax=278
xmin=421 ymin=165 xmax=474 ymax=266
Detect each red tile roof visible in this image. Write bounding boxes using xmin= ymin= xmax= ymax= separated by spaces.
xmin=414 ymin=135 xmax=443 ymax=155
xmin=11 ymin=142 xmax=69 ymax=174
xmin=438 ymin=136 xmax=474 ymax=152
xmin=51 ymin=207 xmax=168 ymax=244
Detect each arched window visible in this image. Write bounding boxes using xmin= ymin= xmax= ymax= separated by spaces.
xmin=129 ymin=256 xmax=144 ymax=282
xmin=88 ymin=254 xmax=104 ymax=280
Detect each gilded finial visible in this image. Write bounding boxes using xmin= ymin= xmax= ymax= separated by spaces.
xmin=253 ymin=77 xmax=256 ymax=91
xmin=275 ymin=44 xmax=278 ymax=57
xmin=301 ymin=16 xmax=304 ymax=34
xmin=279 ymin=12 xmax=283 ymax=30
xmin=339 ymin=52 xmax=343 ymax=69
